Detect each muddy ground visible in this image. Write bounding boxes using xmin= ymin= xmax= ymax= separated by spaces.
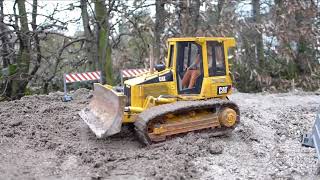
xmin=0 ymin=89 xmax=319 ymax=180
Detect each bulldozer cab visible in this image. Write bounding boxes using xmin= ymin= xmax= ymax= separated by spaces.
xmin=169 ymin=37 xmax=232 ymax=96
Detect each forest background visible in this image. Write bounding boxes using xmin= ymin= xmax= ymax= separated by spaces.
xmin=0 ymin=0 xmax=319 ymax=100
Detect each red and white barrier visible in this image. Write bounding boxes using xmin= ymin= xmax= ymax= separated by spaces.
xmin=63 ymin=71 xmax=102 ymax=102
xmin=121 ymin=69 xmax=149 ymax=78
xmin=65 ymin=71 xmax=101 ymax=83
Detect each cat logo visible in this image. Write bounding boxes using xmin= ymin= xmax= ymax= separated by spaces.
xmin=217 ymin=86 xmax=228 ymax=95
xmin=159 ymin=76 xmax=166 ymax=82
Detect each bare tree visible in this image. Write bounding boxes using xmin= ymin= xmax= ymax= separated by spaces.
xmin=9 ymin=0 xmax=32 ymax=97
xmin=30 ymin=0 xmax=41 ymax=76
xmin=252 ymin=0 xmax=264 ymax=68
xmin=94 ymin=0 xmax=113 ymax=84
xmin=175 ymin=0 xmax=201 ymax=36
xmin=80 ymin=0 xmax=96 ymax=72
xmin=0 ymin=0 xmax=12 ymax=69
xmin=154 ymin=0 xmax=166 ymax=63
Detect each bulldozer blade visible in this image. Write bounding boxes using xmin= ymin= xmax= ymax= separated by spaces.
xmin=79 ymin=83 xmax=126 ymax=138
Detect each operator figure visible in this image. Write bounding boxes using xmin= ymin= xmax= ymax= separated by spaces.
xmin=182 ymin=52 xmax=201 ymax=89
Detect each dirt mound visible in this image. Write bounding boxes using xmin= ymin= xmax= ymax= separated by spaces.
xmin=0 ymin=89 xmax=319 ymax=179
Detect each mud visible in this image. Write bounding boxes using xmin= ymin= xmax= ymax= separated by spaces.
xmin=0 ymin=89 xmax=319 ymax=180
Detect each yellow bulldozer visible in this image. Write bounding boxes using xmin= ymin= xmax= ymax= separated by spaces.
xmin=79 ymin=37 xmax=240 ymax=145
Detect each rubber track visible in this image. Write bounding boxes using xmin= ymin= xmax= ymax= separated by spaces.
xmin=134 ymin=99 xmax=240 ymax=145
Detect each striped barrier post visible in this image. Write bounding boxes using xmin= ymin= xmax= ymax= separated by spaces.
xmin=62 ymin=71 xmax=102 ymax=102
xmin=120 ymin=68 xmax=149 ymax=85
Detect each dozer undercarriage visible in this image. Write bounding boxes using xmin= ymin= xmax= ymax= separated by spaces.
xmin=134 ymin=99 xmax=239 ymax=145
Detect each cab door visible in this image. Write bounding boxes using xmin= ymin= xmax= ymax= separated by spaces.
xmin=175 ymin=41 xmax=204 ymax=95
xmin=206 ymin=41 xmax=232 ymax=97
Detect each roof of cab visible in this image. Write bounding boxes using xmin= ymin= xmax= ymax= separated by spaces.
xmin=167 ymin=37 xmax=235 ymax=42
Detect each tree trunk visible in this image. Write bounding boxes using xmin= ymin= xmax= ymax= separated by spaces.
xmin=190 ymin=0 xmax=200 ymax=35
xmin=30 ymin=0 xmax=41 ymax=76
xmin=217 ymin=0 xmax=225 ymax=24
xmin=0 ymin=0 xmax=10 ymax=68
xmin=294 ymin=9 xmax=310 ymax=74
xmin=154 ymin=0 xmax=165 ymax=64
xmin=94 ymin=0 xmax=113 ymax=85
xmin=177 ymin=0 xmax=201 ymax=36
xmin=81 ymin=0 xmax=96 ymax=71
xmin=252 ymin=0 xmax=264 ymax=68
xmin=10 ymin=0 xmax=31 ymax=98
xmin=17 ymin=0 xmax=30 ymax=72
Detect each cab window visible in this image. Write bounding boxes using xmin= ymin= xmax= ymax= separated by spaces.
xmin=207 ymin=41 xmax=226 ymax=76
